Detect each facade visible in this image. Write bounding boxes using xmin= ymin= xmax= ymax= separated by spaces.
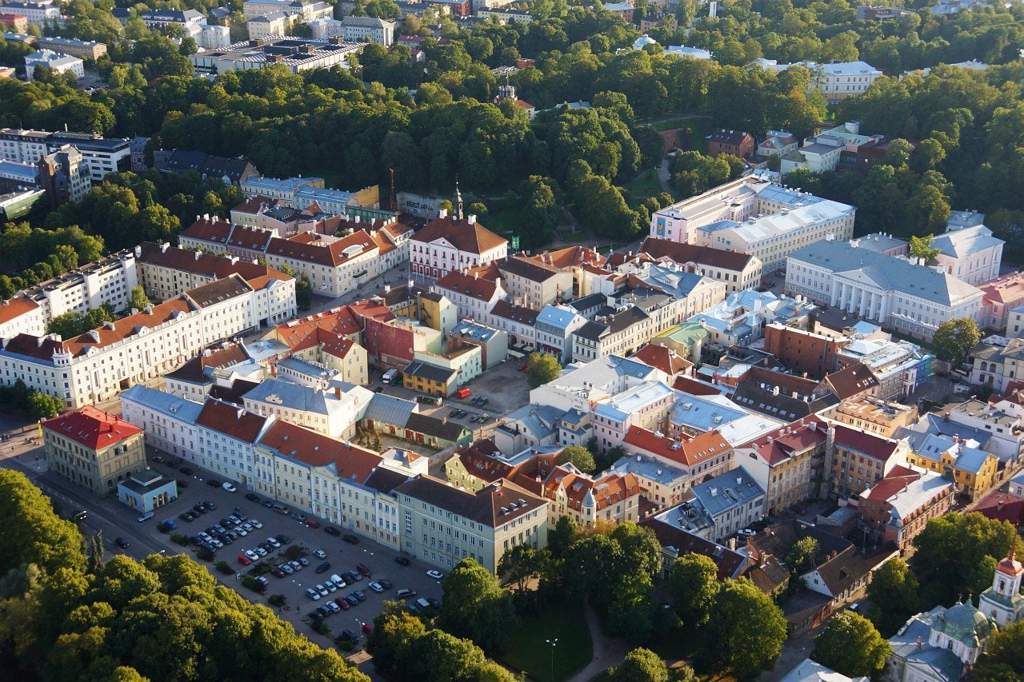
xmin=705 ymin=129 xmax=756 ymax=158
xmin=116 ymin=468 xmax=178 ymax=513
xmin=931 ymin=211 xmax=1003 ymax=286
xmin=978 ymin=551 xmax=1024 ymax=627
xmin=25 ymin=48 xmax=83 ymax=80
xmin=786 ymin=239 xmax=983 ymax=341
xmin=829 ymin=396 xmax=918 ymax=438
xmin=621 ymin=425 xmax=734 ymax=498
xmin=622 ymin=237 xmax=764 ymax=293
xmin=498 ymin=256 xmax=573 ymax=310
xmin=830 ymin=424 xmax=909 ymax=498
xmin=649 ymin=176 xmax=855 ymax=271
xmin=265 ymin=231 xmax=383 ymax=297
xmin=395 ymin=476 xmax=548 ymax=573
xmin=757 ymin=130 xmax=799 ymax=158
xmin=43 ymin=406 xmax=147 ymax=496
xmin=37 ymin=36 xmax=106 ymax=59
xmin=242 ymin=376 xmax=372 ymax=440
xmin=858 ymin=465 xmax=954 ymax=551
xmin=340 ymin=15 xmax=395 ymax=45
xmin=903 ymin=432 xmax=998 ymax=500
xmin=980 ymin=271 xmax=1024 ymax=333
xmin=402 ymin=359 xmax=457 ymax=396
xmin=1 ymin=1 xmax=60 ymax=25
xmin=410 ymin=214 xmax=508 ymax=280
xmin=529 ymin=353 xmax=668 ymax=413
xmin=737 ymin=416 xmax=829 ymax=514
xmin=37 ymin=144 xmax=91 ymax=204
xmin=589 ymin=380 xmax=676 ymax=452
xmin=753 ymin=59 xmax=882 ymax=101
xmin=0 ymin=275 xmax=261 ymax=408
xmin=431 ymin=265 xmax=507 ymax=320
xmin=887 ymin=602 xmax=993 ymax=682
xmin=190 ymin=37 xmax=363 ymax=75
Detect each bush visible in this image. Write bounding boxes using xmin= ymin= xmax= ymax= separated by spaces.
xmin=215 ymin=560 xmax=233 ymax=575
xmin=242 ymin=575 xmax=260 ymax=591
xmin=285 ymin=545 xmax=304 ymax=560
xmin=170 ymin=533 xmax=189 ymax=546
xmin=269 ymin=594 xmax=287 ymax=607
xmin=252 ymin=562 xmax=272 ymax=576
xmin=312 ymin=619 xmax=330 ymax=635
xmin=196 ymin=546 xmax=214 ymax=561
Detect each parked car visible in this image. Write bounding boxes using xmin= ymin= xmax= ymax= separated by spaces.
xmin=313 ymin=549 xmax=327 ymax=559
xmin=342 ymin=534 xmax=360 ymax=545
xmin=222 ymin=482 xmax=237 ymax=493
xmin=115 ymin=537 xmax=130 ymax=549
xmin=379 ymin=578 xmax=393 ymax=590
xmin=335 ymin=597 xmax=350 ymax=610
xmin=394 ymin=556 xmax=411 ymax=566
xmin=206 ymin=479 xmax=221 ymax=488
xmin=305 ymin=588 xmax=321 ymax=601
xmin=324 ymin=526 xmax=340 ymax=537
xmin=344 ymin=594 xmax=359 ymax=607
xmin=245 ymin=492 xmax=260 ymax=502
xmin=356 ymin=563 xmax=371 ymax=576
xmin=368 ymin=581 xmax=384 ymax=593
xmin=396 ymin=589 xmax=416 ymax=599
xmin=315 ymin=562 xmax=331 ymax=574
xmin=305 ymin=518 xmax=320 ymax=529
xmin=426 ymin=569 xmax=444 ymax=580
xmin=179 ymin=466 xmax=194 ymax=476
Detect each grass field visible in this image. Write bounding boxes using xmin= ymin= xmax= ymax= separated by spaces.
xmin=499 ymin=608 xmax=593 ymax=682
xmin=622 ymin=168 xmax=665 ymax=204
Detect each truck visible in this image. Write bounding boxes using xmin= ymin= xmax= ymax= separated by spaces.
xmin=455 ymin=387 xmax=472 ymax=399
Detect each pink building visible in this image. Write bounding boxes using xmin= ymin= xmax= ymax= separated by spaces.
xmin=980 ymin=271 xmax=1024 ymax=333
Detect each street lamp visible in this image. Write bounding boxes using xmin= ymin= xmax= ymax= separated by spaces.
xmin=545 ymin=638 xmax=558 ymax=682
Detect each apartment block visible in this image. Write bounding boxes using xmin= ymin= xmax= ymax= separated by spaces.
xmin=735 ymin=416 xmax=829 ymax=514
xmin=43 ymin=406 xmax=147 ymax=496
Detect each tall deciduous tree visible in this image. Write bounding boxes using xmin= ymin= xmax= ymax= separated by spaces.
xmin=867 ymin=557 xmax=921 ymax=636
xmin=557 ymin=445 xmax=596 ymax=474
xmin=811 ymin=611 xmax=890 ymax=678
xmin=527 ymin=352 xmax=561 ymax=388
xmin=707 ymin=579 xmax=787 ymax=678
xmin=931 ymin=318 xmax=981 ymax=364
xmin=667 ymin=553 xmax=720 ymax=628
xmin=439 ymin=558 xmax=516 ymax=651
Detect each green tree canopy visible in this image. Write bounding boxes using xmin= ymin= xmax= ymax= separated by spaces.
xmin=609 ymin=647 xmax=669 ymax=682
xmin=931 ymin=318 xmax=981 ymax=364
xmin=666 ymin=552 xmax=720 ymax=629
xmin=867 ymin=557 xmax=921 ymax=636
xmin=527 ymin=352 xmax=561 ymax=388
xmin=706 ymin=578 xmax=787 ymax=678
xmin=811 ymin=611 xmax=890 ymax=678
xmin=439 ymin=558 xmax=516 ymax=651
xmin=557 ymin=445 xmax=596 ymax=474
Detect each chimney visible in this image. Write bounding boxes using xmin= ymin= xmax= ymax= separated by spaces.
xmin=467 ymin=214 xmax=477 ymax=224
xmin=334 ymin=385 xmax=341 ymax=399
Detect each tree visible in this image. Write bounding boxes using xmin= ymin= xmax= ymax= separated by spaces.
xmin=706 ymin=579 xmax=787 ymax=678
xmin=368 ymin=604 xmax=428 ymax=678
xmin=609 ymin=647 xmax=669 ymax=682
xmin=527 ymin=352 xmax=561 ymax=388
xmin=439 ymin=558 xmax=516 ymax=651
xmin=129 ymin=285 xmax=150 ymax=311
xmin=46 ymin=306 xmax=114 ymax=339
xmin=909 ymin=234 xmax=941 ymax=262
xmin=975 ymin=620 xmax=1024 ymax=678
xmin=557 ymin=445 xmax=596 ymax=474
xmin=296 ymin=274 xmax=312 ymax=310
xmin=0 ymin=469 xmax=85 ymax=575
xmin=811 ymin=611 xmax=890 ymax=678
xmin=912 ymin=512 xmax=1018 ymax=606
xmin=407 ymin=629 xmax=488 ymax=682
xmin=666 ymin=553 xmax=719 ymax=628
xmin=867 ymin=558 xmax=921 ymax=636
xmin=28 ymin=392 xmax=64 ymax=419
xmin=931 ymin=318 xmax=981 ymax=364
xmin=548 ymin=515 xmax=577 ymax=560
xmin=498 ymin=544 xmax=548 ymax=593
xmin=785 ymin=537 xmax=819 ymax=573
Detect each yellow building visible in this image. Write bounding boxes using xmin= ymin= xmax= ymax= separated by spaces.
xmin=402 ymin=359 xmax=457 ymax=396
xmin=906 ymin=434 xmax=998 ymax=500
xmin=830 ymin=397 xmax=919 ymax=438
xmin=43 ymin=407 xmax=147 ymax=496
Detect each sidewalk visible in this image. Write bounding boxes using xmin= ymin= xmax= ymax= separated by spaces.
xmin=566 ymin=606 xmax=627 ymax=682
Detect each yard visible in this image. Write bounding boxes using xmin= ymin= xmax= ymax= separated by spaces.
xmin=622 ymin=168 xmax=665 ymax=204
xmin=498 ymin=608 xmax=593 ymax=682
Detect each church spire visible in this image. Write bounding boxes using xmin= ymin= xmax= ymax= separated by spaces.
xmin=453 ymin=177 xmax=464 ymax=221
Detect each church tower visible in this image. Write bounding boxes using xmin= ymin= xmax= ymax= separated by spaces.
xmin=979 ymin=547 xmax=1024 ymax=626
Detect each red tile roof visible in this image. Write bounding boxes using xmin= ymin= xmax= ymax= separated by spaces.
xmin=623 ymin=426 xmax=731 ymax=467
xmin=526 ymin=245 xmax=605 ymax=270
xmin=632 ymin=343 xmax=692 ymax=376
xmin=138 ymin=242 xmax=290 ymax=286
xmin=44 ymin=406 xmax=141 ymax=449
xmin=258 ymin=420 xmax=382 ymax=480
xmin=0 ymin=297 xmax=38 ymax=325
xmin=832 ymin=424 xmax=900 ymax=461
xmin=862 ymin=465 xmax=920 ymax=502
xmin=196 ymin=399 xmax=268 ymax=443
xmin=740 ymin=416 xmax=828 ymax=466
xmin=672 ymin=375 xmax=721 ymax=395
xmin=267 ymin=230 xmax=377 ymax=267
xmin=412 ymin=217 xmax=507 ymax=255
xmin=636 ymin=237 xmax=755 ymax=271
xmin=181 ymin=218 xmax=233 ymax=244
xmin=227 ymin=224 xmax=275 ymax=252
xmin=273 ymin=307 xmax=362 ymax=352
xmin=435 ymin=266 xmax=501 ymax=301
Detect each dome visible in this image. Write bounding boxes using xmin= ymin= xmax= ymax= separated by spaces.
xmin=936 ymin=602 xmax=992 ymax=646
xmin=997 ymin=548 xmax=1024 ymax=576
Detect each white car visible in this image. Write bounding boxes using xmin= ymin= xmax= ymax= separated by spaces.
xmin=368 ymin=581 xmax=384 ymax=593
xmin=426 ymin=569 xmax=444 ymax=580
xmin=306 ymin=588 xmax=321 ymax=601
xmin=244 ymin=550 xmax=259 ymax=562
xmin=236 ymin=528 xmax=248 ymax=537
xmin=267 ymin=538 xmax=281 ymax=549
xmin=255 ymin=547 xmax=268 ymax=557
xmin=250 ymin=520 xmax=263 ymax=529
xmin=222 ymin=482 xmax=237 ymax=493
xmin=313 ymin=549 xmax=327 ymax=559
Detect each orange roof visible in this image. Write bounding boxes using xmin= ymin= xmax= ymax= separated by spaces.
xmin=274 ymin=307 xmax=362 ymax=352
xmin=60 ymin=298 xmax=194 ymax=357
xmin=267 ymin=230 xmax=377 ymax=267
xmin=196 ymin=399 xmax=268 ymax=443
xmin=137 ymin=242 xmax=290 ymax=287
xmin=181 ymin=218 xmax=232 ymax=244
xmin=258 ymin=420 xmax=381 ymax=481
xmin=0 ymin=297 xmax=38 ymax=325
xmin=624 ymin=426 xmax=731 ymax=467
xmin=741 ymin=415 xmax=828 ymax=466
xmin=536 ymin=465 xmax=640 ymax=511
xmin=982 ymin=271 xmax=1024 ymax=304
xmin=632 ymin=343 xmax=692 ymax=376
xmin=435 ymin=266 xmax=501 ymax=301
xmin=412 ymin=217 xmax=507 ymax=254
xmin=44 ymin=406 xmax=141 ymax=449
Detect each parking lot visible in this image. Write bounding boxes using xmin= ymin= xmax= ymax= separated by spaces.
xmin=98 ymin=456 xmax=446 ymax=651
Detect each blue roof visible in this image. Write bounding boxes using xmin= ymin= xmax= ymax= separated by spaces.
xmin=454 ymin=319 xmax=499 ymax=342
xmin=502 ymin=404 xmax=565 ymax=440
xmin=277 ymin=356 xmax=336 ymax=380
xmin=610 ymin=454 xmax=687 ymax=485
xmin=536 ymin=305 xmax=579 ymax=331
xmin=121 ymin=385 xmax=203 ymax=424
xmin=691 ymin=466 xmax=764 ymax=517
xmin=956 ymin=446 xmax=991 ymax=473
xmin=243 ymin=377 xmax=332 ymax=414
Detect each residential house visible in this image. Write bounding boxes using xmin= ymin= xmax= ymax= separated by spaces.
xmin=858 ymin=465 xmax=954 ymax=551
xmin=670 ymin=392 xmax=783 ymax=447
xmin=43 ymin=407 xmax=147 ymax=496
xmin=529 ymin=354 xmax=667 ymax=413
xmin=498 ymin=256 xmax=573 ymax=310
xmin=590 ymin=380 xmax=676 ymax=452
xmin=902 ymin=432 xmax=998 ymax=500
xmin=656 ymin=466 xmax=765 ymax=542
xmin=705 ymin=129 xmax=756 ymax=158
xmin=534 ymin=305 xmax=588 ymax=363
xmin=494 ymin=404 xmax=565 ymax=454
xmin=621 ymin=425 xmax=734 ymax=502
xmin=981 ymin=271 xmax=1024 ymax=333
xmin=618 ymin=237 xmax=764 ymax=293
xmin=736 ymin=415 xmax=829 ymax=513
xmin=828 ymin=396 xmax=918 ymax=438
xmin=830 ymin=424 xmax=909 ymax=498
xmin=242 ymin=376 xmax=372 ymax=440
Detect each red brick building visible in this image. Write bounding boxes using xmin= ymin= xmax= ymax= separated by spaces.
xmin=857 ymin=465 xmax=954 ymax=551
xmin=764 ymin=323 xmax=847 ymax=380
xmin=705 ymin=129 xmax=756 ymax=158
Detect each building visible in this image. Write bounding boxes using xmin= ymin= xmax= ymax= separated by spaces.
xmin=239 ymin=175 xmax=380 ymax=214
xmin=0 ymin=12 xmax=28 ymax=31
xmin=243 ymin=0 xmax=333 ymax=22
xmin=410 ymin=213 xmax=508 ymax=280
xmin=340 ymin=15 xmax=395 ymax=45
xmin=613 ymin=238 xmax=764 ymax=293
xmin=705 ymin=129 xmax=756 ymax=158
xmin=779 ymin=659 xmax=867 ymax=682
xmin=785 ymin=239 xmax=983 ymax=341
xmin=690 ymin=290 xmax=816 ymax=349
xmin=757 ymin=130 xmax=799 ymax=159
xmin=37 ymin=145 xmax=90 ymax=205
xmin=655 ymin=466 xmax=765 ymax=543
xmin=493 ymin=404 xmax=564 ymax=453
xmin=243 ymin=376 xmax=371 ymax=440
xmin=0 ymin=275 xmax=262 ymax=408
xmin=450 ymin=319 xmax=507 ymax=369
xmin=835 ymin=336 xmax=933 ymax=400
xmin=621 ymin=426 xmax=734 ymax=499
xmin=135 ymin=241 xmax=296 ymax=326
xmin=37 ymin=36 xmax=106 ymax=59
xmin=190 ymin=37 xmax=364 ymax=75
xmin=980 ymin=271 xmax=1024 ymax=333
xmin=903 ymin=432 xmax=998 ymax=500
xmin=753 ymin=59 xmax=882 ymax=101
xmin=669 ymin=392 xmax=783 ymax=447
xmin=590 ymin=380 xmax=676 ymax=452
xmin=153 ymin=149 xmax=259 ymax=185
xmin=395 ymin=475 xmax=548 ymax=573
xmin=163 ymin=341 xmax=264 ymax=402
xmin=830 ymin=424 xmax=909 ymax=498
xmin=829 ymin=396 xmax=918 ymax=438
xmin=931 ymin=211 xmax=1003 ymax=286
xmin=498 ymin=256 xmax=573 ymax=310
xmin=858 ymin=465 xmax=954 ymax=551
xmin=25 ymin=49 xmax=83 ymax=81
xmin=763 ymin=324 xmax=845 ymax=379
xmin=402 ymin=359 xmax=457 ymax=397
xmin=978 ymin=550 xmax=1024 ymax=627
xmin=649 ymin=176 xmax=855 ymax=272
xmin=736 ymin=416 xmax=829 ymax=514
xmin=140 ymin=8 xmax=207 ymax=32
xmin=529 ymin=353 xmax=668 ymax=413
xmin=412 ymin=342 xmax=482 ymax=388
xmin=246 ymin=12 xmax=291 ymax=38
xmin=886 ymin=602 xmax=993 ymax=682
xmin=43 ymin=406 xmax=147 ymax=496
xmin=529 ymin=463 xmax=641 ymax=527
xmin=265 ymin=231 xmax=381 ymax=297
xmin=0 ymin=1 xmax=61 ymax=25
xmin=116 ymin=468 xmax=178 ymax=514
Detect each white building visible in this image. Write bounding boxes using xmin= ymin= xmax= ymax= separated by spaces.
xmin=246 ymin=13 xmax=291 ymax=39
xmin=24 ymin=49 xmax=83 ymax=81
xmin=0 ymin=1 xmax=61 ymax=25
xmin=529 ymin=354 xmax=668 ymax=414
xmin=242 ymin=376 xmax=372 ymax=440
xmin=786 ymin=239 xmax=984 ymax=341
xmin=0 ymin=128 xmax=133 ymax=182
xmin=410 ymin=213 xmax=508 ymax=280
xmin=199 ymin=25 xmax=231 ymax=49
xmin=0 ymin=275 xmax=262 ymax=408
xmin=589 ymin=380 xmax=676 ymax=452
xmin=340 ymin=15 xmax=395 ymax=46
xmin=932 ymin=211 xmax=1004 ymax=286
xmin=649 ymin=176 xmax=855 ymax=271
xmin=752 ymin=59 xmax=882 ymax=101
xmin=264 ymin=230 xmax=386 ymax=298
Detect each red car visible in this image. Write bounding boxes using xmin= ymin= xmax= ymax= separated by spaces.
xmin=361 ymin=622 xmax=373 ymax=635
xmin=237 ymin=554 xmax=252 ymax=565
xmin=305 ymin=518 xmax=320 ymax=529
xmin=335 ymin=597 xmax=350 ymax=610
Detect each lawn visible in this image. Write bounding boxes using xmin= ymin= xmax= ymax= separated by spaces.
xmin=498 ymin=607 xmax=593 ymax=682
xmin=623 ymin=168 xmax=665 ymax=204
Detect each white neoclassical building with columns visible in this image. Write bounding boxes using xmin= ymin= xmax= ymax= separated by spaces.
xmin=785 ymin=238 xmax=983 ymax=341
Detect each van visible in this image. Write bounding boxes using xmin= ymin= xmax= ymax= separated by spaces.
xmin=136 ymin=511 xmax=154 ymax=523
xmin=396 ymin=588 xmax=415 ymax=599
xmin=455 ymin=387 xmax=472 ymax=399
xmin=382 ymin=368 xmax=399 ymax=385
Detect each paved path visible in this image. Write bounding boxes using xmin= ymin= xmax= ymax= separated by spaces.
xmin=566 ymin=605 xmax=627 ymax=682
